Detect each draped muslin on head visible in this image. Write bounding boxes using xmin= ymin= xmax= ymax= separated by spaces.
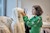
xmin=12 ymin=7 xmax=24 ymax=22
xmin=11 ymin=7 xmax=25 ymax=33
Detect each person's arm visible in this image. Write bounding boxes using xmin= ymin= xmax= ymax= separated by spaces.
xmin=36 ymin=17 xmax=43 ymax=27
xmin=23 ymin=16 xmax=33 ymax=27
xmin=31 ymin=16 xmax=43 ymax=27
xmin=20 ymin=11 xmax=33 ymax=27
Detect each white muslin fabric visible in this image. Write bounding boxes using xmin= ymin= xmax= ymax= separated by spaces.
xmin=11 ymin=7 xmax=25 ymax=33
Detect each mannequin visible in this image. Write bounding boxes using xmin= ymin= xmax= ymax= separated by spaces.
xmin=11 ymin=8 xmax=25 ymax=33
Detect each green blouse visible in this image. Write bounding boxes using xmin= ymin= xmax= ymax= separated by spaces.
xmin=23 ymin=16 xmax=43 ymax=33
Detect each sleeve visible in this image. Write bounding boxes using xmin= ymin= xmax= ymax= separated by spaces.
xmin=23 ymin=16 xmax=43 ymax=27
xmin=23 ymin=16 xmax=29 ymax=22
xmin=37 ymin=17 xmax=43 ymax=27
xmin=23 ymin=16 xmax=33 ymax=27
xmin=30 ymin=16 xmax=39 ymax=27
xmin=33 ymin=16 xmax=43 ymax=27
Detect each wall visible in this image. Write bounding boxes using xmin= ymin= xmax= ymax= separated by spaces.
xmin=0 ymin=0 xmax=5 ymax=16
xmin=22 ymin=0 xmax=50 ymax=21
xmin=7 ymin=0 xmax=17 ymax=18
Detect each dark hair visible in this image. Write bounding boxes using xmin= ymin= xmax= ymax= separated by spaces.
xmin=33 ymin=5 xmax=43 ymax=16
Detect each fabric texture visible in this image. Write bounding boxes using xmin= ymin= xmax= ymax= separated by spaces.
xmin=0 ymin=16 xmax=13 ymax=33
xmin=0 ymin=21 xmax=11 ymax=33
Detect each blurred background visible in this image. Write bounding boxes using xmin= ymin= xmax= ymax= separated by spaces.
xmin=0 ymin=0 xmax=50 ymax=21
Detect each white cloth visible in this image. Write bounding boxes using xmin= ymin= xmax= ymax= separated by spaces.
xmin=0 ymin=16 xmax=13 ymax=28
xmin=0 ymin=21 xmax=11 ymax=33
xmin=11 ymin=8 xmax=25 ymax=33
xmin=0 ymin=16 xmax=13 ymax=33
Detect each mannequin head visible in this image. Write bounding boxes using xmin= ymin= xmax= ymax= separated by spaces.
xmin=16 ymin=8 xmax=24 ymax=22
xmin=16 ymin=8 xmax=24 ymax=17
xmin=17 ymin=8 xmax=24 ymax=13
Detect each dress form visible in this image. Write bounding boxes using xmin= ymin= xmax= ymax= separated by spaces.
xmin=11 ymin=8 xmax=25 ymax=33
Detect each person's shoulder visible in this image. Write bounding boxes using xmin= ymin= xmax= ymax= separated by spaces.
xmin=36 ymin=16 xmax=42 ymax=19
xmin=36 ymin=16 xmax=42 ymax=18
xmin=39 ymin=16 xmax=42 ymax=18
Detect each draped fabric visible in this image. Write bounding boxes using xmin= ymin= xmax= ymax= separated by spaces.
xmin=0 ymin=16 xmax=13 ymax=33
xmin=0 ymin=21 xmax=11 ymax=33
xmin=0 ymin=8 xmax=25 ymax=33
xmin=11 ymin=8 xmax=25 ymax=33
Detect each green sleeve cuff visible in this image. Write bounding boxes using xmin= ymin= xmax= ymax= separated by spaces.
xmin=23 ymin=16 xmax=28 ymax=18
xmin=23 ymin=16 xmax=29 ymax=22
xmin=23 ymin=16 xmax=28 ymax=20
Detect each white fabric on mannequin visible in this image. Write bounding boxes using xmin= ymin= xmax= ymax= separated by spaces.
xmin=0 ymin=16 xmax=13 ymax=33
xmin=0 ymin=21 xmax=11 ymax=33
xmin=0 ymin=16 xmax=13 ymax=28
xmin=11 ymin=8 xmax=18 ymax=33
xmin=11 ymin=7 xmax=25 ymax=33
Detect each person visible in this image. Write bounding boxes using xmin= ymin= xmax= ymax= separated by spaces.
xmin=20 ymin=5 xmax=43 ymax=33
